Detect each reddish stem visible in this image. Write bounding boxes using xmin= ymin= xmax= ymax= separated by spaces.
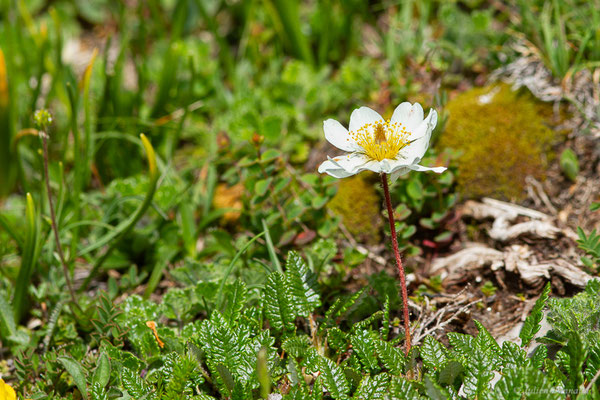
xmin=41 ymin=132 xmax=76 ymax=303
xmin=381 ymin=173 xmax=411 ymax=356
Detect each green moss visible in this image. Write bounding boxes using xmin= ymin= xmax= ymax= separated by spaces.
xmin=328 ymin=174 xmax=382 ymax=243
xmin=439 ymin=84 xmax=556 ymax=199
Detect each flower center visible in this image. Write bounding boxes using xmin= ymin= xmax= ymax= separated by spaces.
xmin=350 ymin=119 xmax=410 ymax=161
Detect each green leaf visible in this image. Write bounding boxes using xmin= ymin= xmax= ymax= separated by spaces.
xmin=283 ymin=335 xmax=311 ymax=359
xmin=585 ymin=344 xmax=600 ymax=383
xmin=421 ymin=336 xmax=448 ymax=372
xmin=520 ymin=282 xmax=551 ymax=347
xmin=375 ymin=340 xmax=406 ymax=375
xmin=352 ymin=374 xmax=389 ymax=400
xmin=222 ymin=279 xmax=248 ymax=321
xmin=58 ymin=356 xmax=89 ymax=400
xmin=0 ymin=292 xmax=16 ymax=340
xmin=327 ymin=327 xmax=349 ymax=352
xmin=351 ymin=330 xmax=379 ymax=373
xmin=285 ymin=251 xmax=321 ymax=316
xmin=474 ymin=320 xmax=502 ymax=362
xmin=308 ymin=351 xmax=350 ymax=399
xmin=311 ymin=195 xmax=328 ymax=209
xmin=262 ymin=219 xmax=282 ymax=273
xmin=255 ymin=178 xmax=272 ymax=197
xmin=198 ymin=311 xmax=255 ymax=389
xmin=263 ymin=272 xmax=296 ymax=332
xmin=92 ymin=352 xmax=111 ymax=389
xmin=437 ymin=360 xmax=464 ymax=386
xmin=423 ymin=374 xmax=450 ymax=400
xmin=562 ymin=332 xmax=586 ymax=391
xmin=447 ymin=332 xmax=474 ymax=360
xmin=560 ymin=148 xmax=579 ymax=182
xmin=13 ymin=193 xmax=41 ymax=321
xmin=388 ymin=376 xmax=424 ymax=400
xmin=216 ymin=363 xmax=236 ymax=397
xmin=407 ymin=179 xmax=423 ymax=200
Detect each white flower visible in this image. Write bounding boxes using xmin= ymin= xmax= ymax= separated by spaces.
xmin=318 ymin=102 xmax=447 ymax=182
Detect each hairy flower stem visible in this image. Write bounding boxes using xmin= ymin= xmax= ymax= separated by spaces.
xmin=40 ymin=131 xmax=76 ymax=303
xmin=381 ymin=173 xmax=411 ymax=356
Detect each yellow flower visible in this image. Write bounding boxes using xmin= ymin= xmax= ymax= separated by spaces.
xmin=0 ymin=379 xmax=16 ymax=400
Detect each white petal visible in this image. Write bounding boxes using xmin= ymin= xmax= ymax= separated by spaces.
xmin=349 ymin=107 xmax=384 ymax=133
xmin=328 ymin=153 xmax=371 ymax=174
xmin=390 ymin=167 xmax=410 ymax=183
xmin=409 ymin=163 xmax=447 ymax=173
xmin=356 ymin=160 xmax=383 ymax=174
xmin=323 ymin=119 xmax=361 ymax=152
xmin=401 ymin=109 xmax=438 ymax=161
xmin=390 ymin=102 xmax=424 ymax=132
xmin=317 ymin=159 xmax=356 ymax=178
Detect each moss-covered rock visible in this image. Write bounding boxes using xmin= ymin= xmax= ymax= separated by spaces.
xmin=439 ymin=84 xmax=556 ymax=199
xmin=328 ymin=174 xmax=382 ymax=243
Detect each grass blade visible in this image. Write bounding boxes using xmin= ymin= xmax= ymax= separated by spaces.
xmin=78 ymin=134 xmax=159 ymax=292
xmin=12 ymin=193 xmax=41 ymax=321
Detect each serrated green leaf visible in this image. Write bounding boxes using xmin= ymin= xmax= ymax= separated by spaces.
xmin=351 ymin=330 xmax=379 ymax=373
xmin=520 ymin=282 xmax=551 ymax=347
xmin=263 ymin=272 xmax=296 ymax=332
xmin=352 ymin=373 xmax=389 ymax=400
xmin=421 ymin=336 xmax=448 ymax=371
xmin=285 ymin=251 xmax=320 ymax=316
xmin=381 ymin=296 xmax=390 ymax=340
xmin=562 ymin=332 xmax=586 ymax=391
xmin=198 ymin=311 xmax=255 ymax=388
xmin=327 ymin=327 xmax=349 ymax=352
xmin=474 ymin=320 xmax=502 ymax=365
xmin=309 ymin=352 xmax=350 ymax=400
xmin=376 ymin=340 xmax=406 ymax=375
xmin=388 ymin=376 xmax=424 ymax=400
xmin=528 ymin=344 xmax=547 ymax=370
xmin=501 ymin=341 xmax=527 ymax=370
xmin=585 ymin=344 xmax=600 ymax=383
xmin=58 ymin=356 xmax=89 ymax=400
xmin=283 ymin=335 xmax=311 ymax=359
xmin=447 ymin=332 xmax=474 ymax=360
xmin=461 ymin=348 xmax=495 ymax=398
xmin=222 ymin=279 xmax=247 ymax=321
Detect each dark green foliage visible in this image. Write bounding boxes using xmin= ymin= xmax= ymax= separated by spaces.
xmin=543 ymin=280 xmax=600 ymax=347
xmin=577 ymin=227 xmax=600 ymax=271
xmin=520 ymin=282 xmax=552 ymax=347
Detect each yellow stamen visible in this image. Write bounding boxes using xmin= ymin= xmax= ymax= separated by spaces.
xmin=350 ymin=119 xmax=410 ymax=161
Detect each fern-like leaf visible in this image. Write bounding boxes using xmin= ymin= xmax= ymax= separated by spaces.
xmin=263 ymin=272 xmax=296 ymax=332
xmin=375 ymin=340 xmax=406 ymax=375
xmin=519 ymin=282 xmax=551 ymax=347
xmin=222 ymin=279 xmax=247 ymax=321
xmin=352 ymin=373 xmax=389 ymax=400
xmin=311 ymin=351 xmax=350 ymax=400
xmin=421 ymin=336 xmax=448 ymax=372
xmin=285 ymin=251 xmax=321 ymax=316
xmin=351 ymin=329 xmax=379 ymax=373
xmin=121 ymin=367 xmax=155 ymax=399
